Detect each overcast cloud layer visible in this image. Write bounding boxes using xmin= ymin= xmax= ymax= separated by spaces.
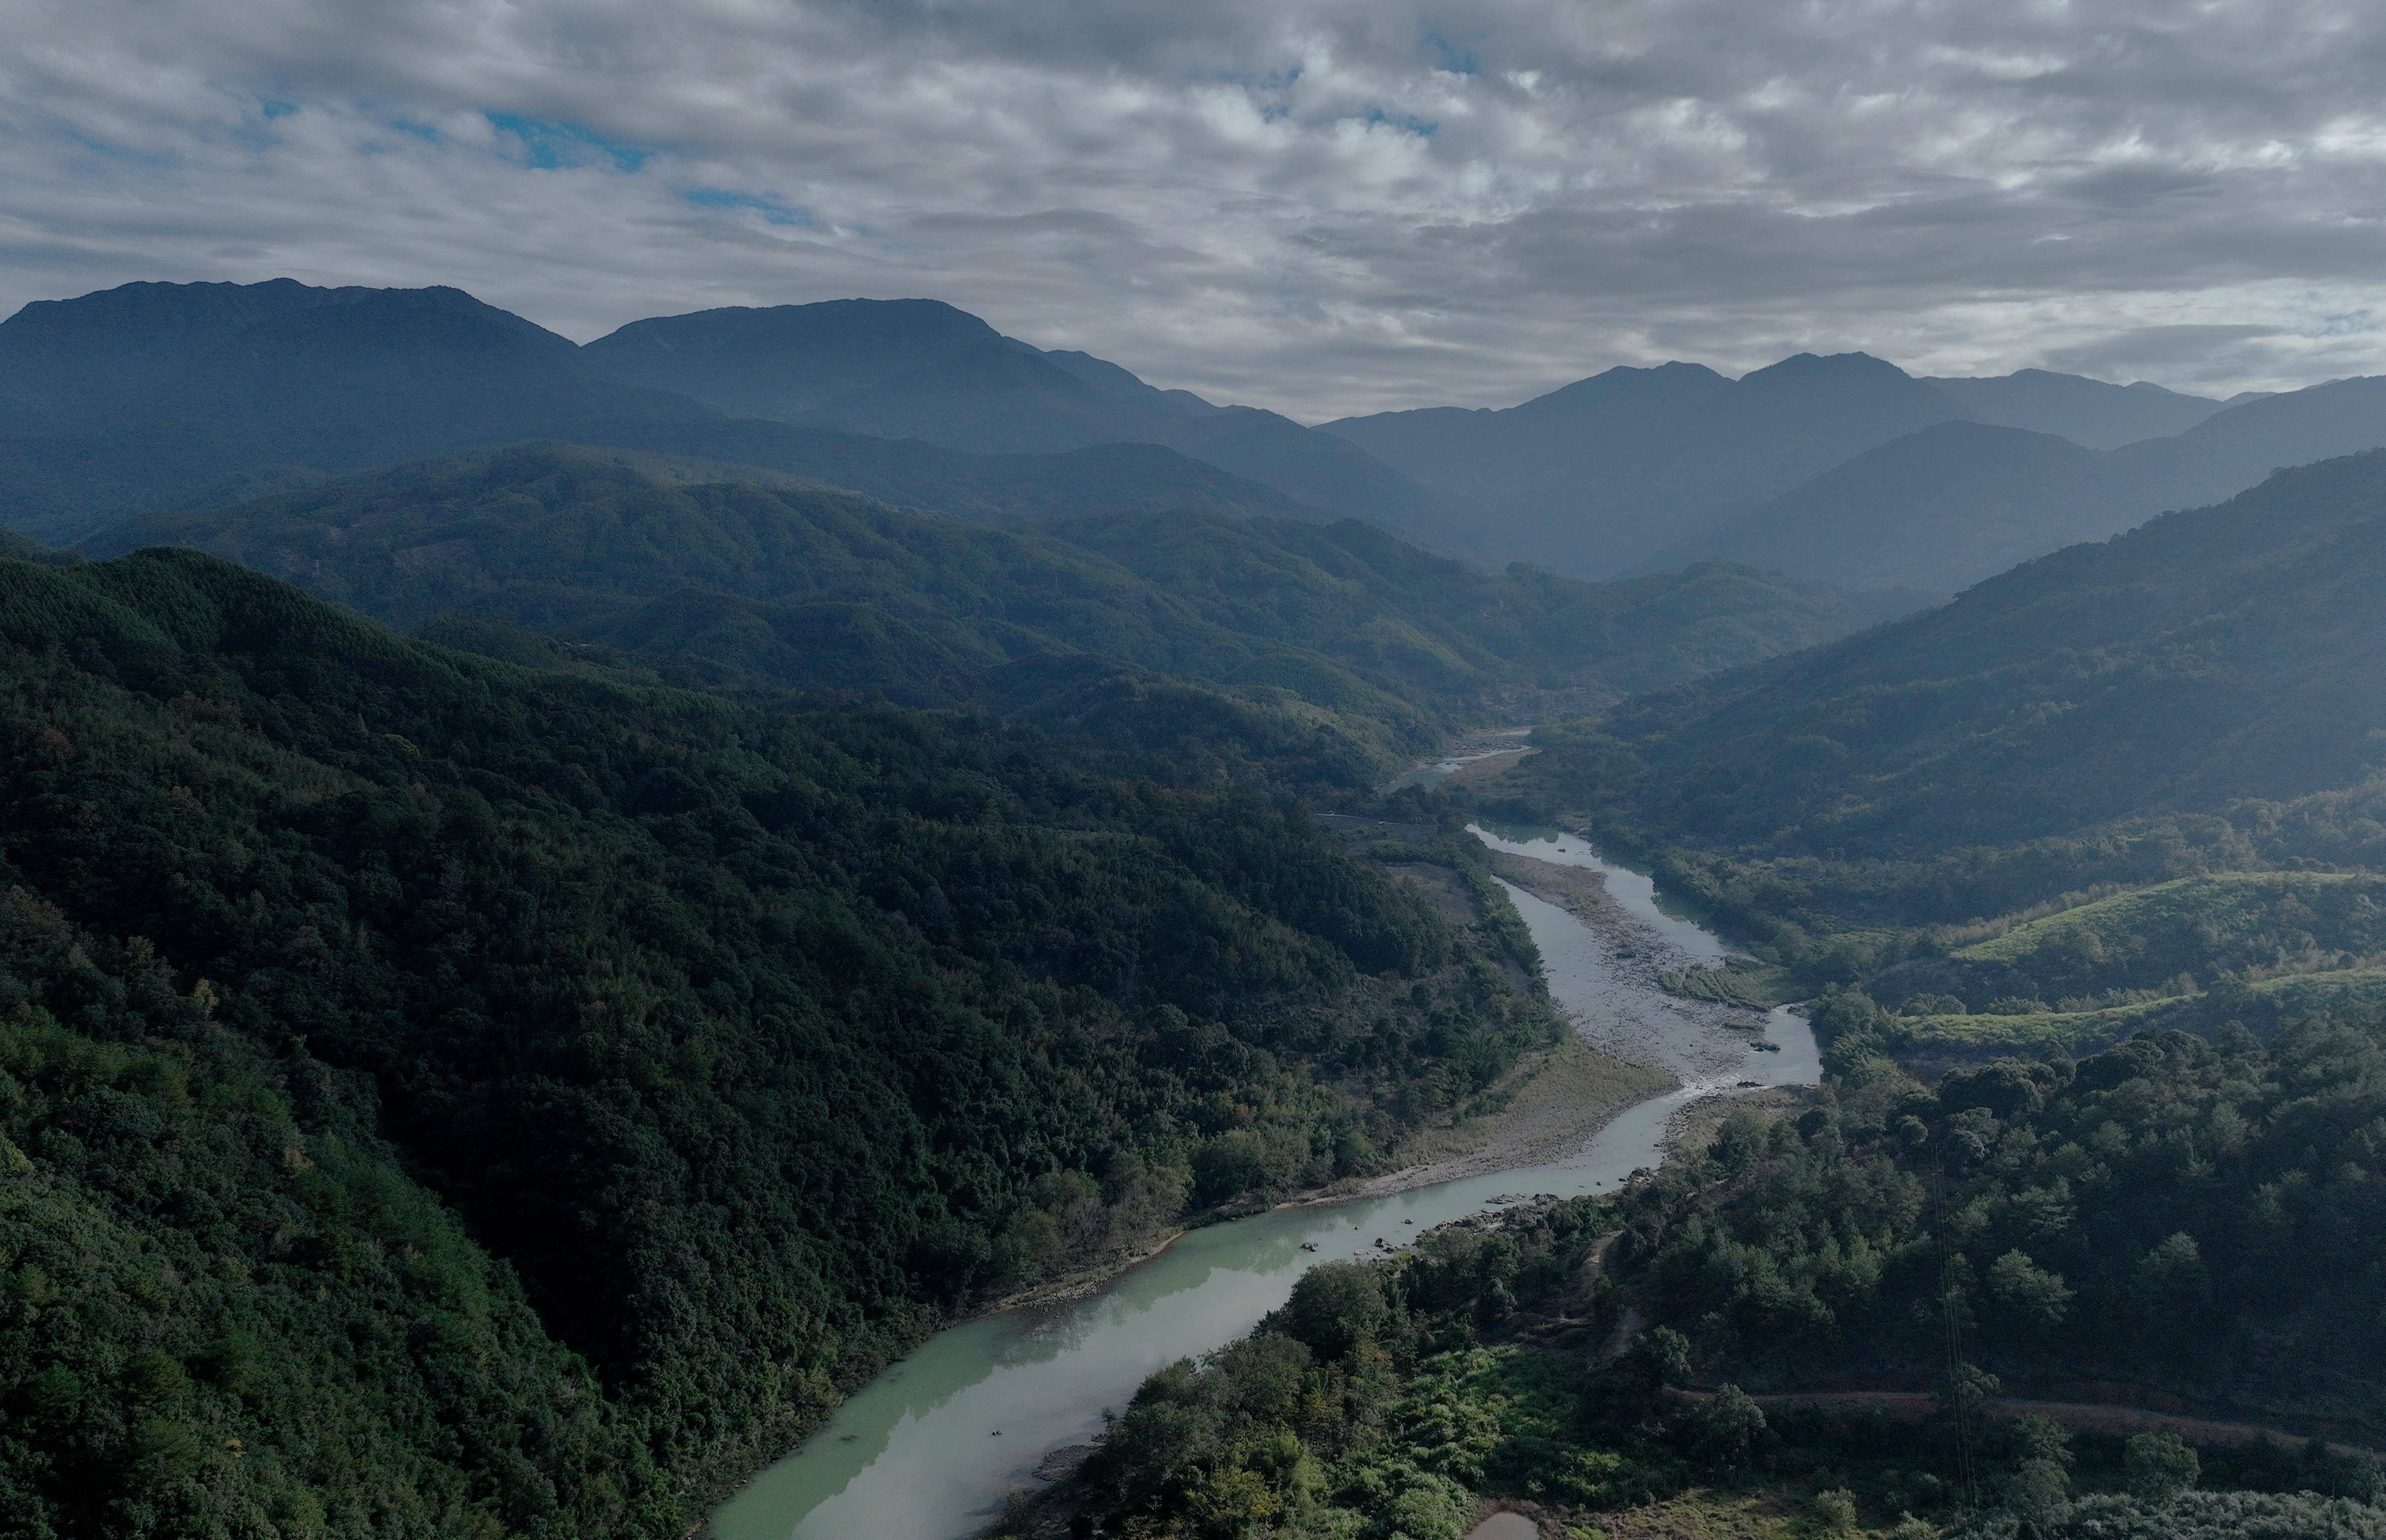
xmin=7 ymin=0 xmax=2386 ymax=416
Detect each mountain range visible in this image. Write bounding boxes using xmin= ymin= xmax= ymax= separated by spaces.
xmin=1641 ymin=374 xmax=2386 ymax=594
xmin=1327 ymin=353 xmax=2386 ymax=592
xmin=581 ymin=298 xmax=1457 ymax=541
xmin=0 ymin=281 xmax=1455 ymax=549
xmin=14 ymin=278 xmax=2386 ymax=604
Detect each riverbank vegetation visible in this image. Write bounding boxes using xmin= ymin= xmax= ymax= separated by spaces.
xmin=1007 ymin=1018 xmax=2386 ymax=1538
xmin=0 ymin=548 xmax=1569 ymax=1536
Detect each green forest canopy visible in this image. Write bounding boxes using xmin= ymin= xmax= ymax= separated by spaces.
xmin=0 ymin=547 xmax=1559 ymax=1538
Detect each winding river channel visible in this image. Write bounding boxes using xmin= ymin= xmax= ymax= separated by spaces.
xmin=709 ymin=826 xmax=1820 ymax=1540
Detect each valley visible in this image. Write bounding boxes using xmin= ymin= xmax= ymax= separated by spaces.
xmin=714 ymin=827 xmax=1815 ymax=1540
xmin=3 ymin=273 xmax=2386 ymax=1540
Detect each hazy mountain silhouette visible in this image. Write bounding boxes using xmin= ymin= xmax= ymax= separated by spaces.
xmin=1580 ymin=449 xmax=2386 ymax=855
xmin=583 ymin=298 xmax=1458 ymax=542
xmin=1644 ymin=373 xmax=2386 ymax=594
xmin=0 ymin=277 xmax=378 ymax=435
xmin=1319 ymin=352 xmax=1974 ymax=577
xmin=0 ymin=280 xmax=702 ymax=539
xmin=0 ymin=281 xmax=1383 ymax=546
xmin=1921 ymin=368 xmax=2225 ymax=450
xmin=17 ymin=279 xmax=2382 ymax=600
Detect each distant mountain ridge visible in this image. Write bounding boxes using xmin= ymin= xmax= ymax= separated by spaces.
xmin=0 ymin=280 xmax=1380 ymax=546
xmin=13 ymin=277 xmax=2386 ymax=604
xmin=1326 ymin=351 xmax=2386 ymax=596
xmin=583 ymin=297 xmax=1460 ymax=543
xmin=0 ymin=281 xmax=703 ymax=539
xmin=1646 ymin=374 xmax=2386 ymax=594
xmin=1320 ymin=351 xmax=1973 ymax=577
xmin=1920 ymin=368 xmax=2226 ymax=450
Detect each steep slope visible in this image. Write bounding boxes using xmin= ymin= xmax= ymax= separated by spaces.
xmin=2119 ymin=373 xmax=2386 ymax=492
xmin=1924 ymin=368 xmax=2224 ymax=449
xmin=0 ymin=546 xmax=1549 ymax=1532
xmin=1645 ymin=422 xmax=2130 ymax=595
xmin=0 ymin=282 xmax=703 ymax=541
xmin=1517 ymin=450 xmax=2386 ymax=874
xmin=1320 ymin=353 xmax=1974 ymax=577
xmin=86 ymin=445 xmax=1911 ymax=760
xmin=582 ymin=298 xmax=1458 ymax=538
xmin=1643 ymin=372 xmax=2386 ymax=595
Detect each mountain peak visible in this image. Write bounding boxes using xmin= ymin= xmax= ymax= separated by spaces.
xmin=1738 ymin=350 xmax=1908 ymax=385
xmin=1512 ymin=358 xmax=1732 ymax=415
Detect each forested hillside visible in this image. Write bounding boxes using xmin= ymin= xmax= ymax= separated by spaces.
xmin=86 ymin=443 xmax=1911 ymax=772
xmin=0 ymin=547 xmax=1561 ymax=1536
xmin=1511 ymin=451 xmax=2386 ymax=875
xmin=562 ymin=414 xmax=1313 ymax=526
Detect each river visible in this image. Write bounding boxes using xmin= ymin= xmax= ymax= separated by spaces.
xmin=708 ymin=828 xmax=1819 ymax=1540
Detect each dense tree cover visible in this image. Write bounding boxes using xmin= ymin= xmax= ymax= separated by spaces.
xmin=1948 ymin=1491 xmax=2386 ymax=1539
xmin=0 ymin=894 xmax=655 ymax=1540
xmin=1615 ymin=1021 xmax=2386 ymax=1435
xmin=87 ymin=444 xmax=1901 ymax=775
xmin=0 ymin=547 xmax=1562 ymax=1534
xmin=1883 ymin=872 xmax=2386 ymax=1014
xmin=1024 ymin=1024 xmax=2386 ymax=1539
xmin=1028 ymin=455 xmax=2386 ymax=1538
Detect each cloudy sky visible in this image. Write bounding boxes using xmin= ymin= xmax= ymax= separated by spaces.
xmin=7 ymin=0 xmax=2385 ymax=417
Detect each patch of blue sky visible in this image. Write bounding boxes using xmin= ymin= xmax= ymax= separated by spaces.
xmin=1422 ymin=31 xmax=1480 ymax=76
xmin=681 ymin=188 xmax=815 ymax=227
xmin=261 ymin=99 xmax=298 ymax=119
xmin=485 ymin=112 xmax=653 ymax=172
xmin=1363 ymin=106 xmax=1439 ymax=139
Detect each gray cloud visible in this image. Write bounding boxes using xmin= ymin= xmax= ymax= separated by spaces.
xmin=5 ymin=0 xmax=2386 ymax=415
